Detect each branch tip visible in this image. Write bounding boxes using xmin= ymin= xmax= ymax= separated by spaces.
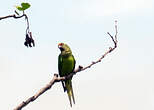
xmin=109 ymin=47 xmax=112 ymax=50
xmin=92 ymin=61 xmax=95 ymax=64
xmin=79 ymin=65 xmax=83 ymax=69
xmin=115 ymin=20 xmax=117 ymax=24
xmin=54 ymin=74 xmax=58 ymax=77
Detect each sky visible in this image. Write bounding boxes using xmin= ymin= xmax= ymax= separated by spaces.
xmin=0 ymin=0 xmax=154 ymax=110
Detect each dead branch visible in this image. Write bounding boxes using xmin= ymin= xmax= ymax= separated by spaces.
xmin=0 ymin=13 xmax=30 ymax=33
xmin=0 ymin=14 xmax=25 ymax=20
xmin=14 ymin=21 xmax=118 ymax=110
xmin=0 ymin=13 xmax=35 ymax=47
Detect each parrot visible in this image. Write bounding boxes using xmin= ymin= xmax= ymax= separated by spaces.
xmin=58 ymin=43 xmax=76 ymax=107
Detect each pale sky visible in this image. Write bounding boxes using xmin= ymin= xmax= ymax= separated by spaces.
xmin=0 ymin=0 xmax=154 ymax=110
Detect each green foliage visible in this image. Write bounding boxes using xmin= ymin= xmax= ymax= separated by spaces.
xmin=16 ymin=2 xmax=31 ymax=11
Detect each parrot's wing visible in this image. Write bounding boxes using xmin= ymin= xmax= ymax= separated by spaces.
xmin=58 ymin=54 xmax=66 ymax=92
xmin=72 ymin=55 xmax=76 ymax=73
xmin=58 ymin=54 xmax=62 ymax=76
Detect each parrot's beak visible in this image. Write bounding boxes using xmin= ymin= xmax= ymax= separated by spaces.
xmin=58 ymin=44 xmax=64 ymax=51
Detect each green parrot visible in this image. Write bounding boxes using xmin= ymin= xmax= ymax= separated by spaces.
xmin=58 ymin=43 xmax=76 ymax=107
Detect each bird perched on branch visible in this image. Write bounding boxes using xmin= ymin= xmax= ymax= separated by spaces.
xmin=58 ymin=43 xmax=76 ymax=107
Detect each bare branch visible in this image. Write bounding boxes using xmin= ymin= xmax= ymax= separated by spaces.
xmin=13 ymin=74 xmax=59 ymax=110
xmin=14 ymin=21 xmax=118 ymax=110
xmin=0 ymin=14 xmax=30 ymax=32
xmin=0 ymin=14 xmax=25 ymax=20
xmin=0 ymin=13 xmax=35 ymax=47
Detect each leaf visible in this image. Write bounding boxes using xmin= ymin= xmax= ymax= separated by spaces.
xmin=16 ymin=6 xmax=23 ymax=11
xmin=21 ymin=3 xmax=31 ymax=10
xmin=16 ymin=2 xmax=31 ymax=11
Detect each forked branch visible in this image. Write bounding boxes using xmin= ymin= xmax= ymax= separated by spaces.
xmin=0 ymin=13 xmax=35 ymax=47
xmin=0 ymin=13 xmax=29 ymax=30
xmin=14 ymin=21 xmax=118 ymax=110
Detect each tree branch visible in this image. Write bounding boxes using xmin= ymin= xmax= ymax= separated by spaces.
xmin=0 ymin=14 xmax=25 ymax=20
xmin=0 ymin=13 xmax=35 ymax=47
xmin=14 ymin=21 xmax=118 ymax=110
xmin=0 ymin=13 xmax=30 ymax=33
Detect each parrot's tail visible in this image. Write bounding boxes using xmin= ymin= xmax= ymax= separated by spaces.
xmin=61 ymin=81 xmax=66 ymax=92
xmin=65 ymin=80 xmax=75 ymax=107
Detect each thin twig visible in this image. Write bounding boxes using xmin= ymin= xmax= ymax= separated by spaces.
xmin=0 ymin=13 xmax=35 ymax=47
xmin=0 ymin=14 xmax=30 ymax=33
xmin=14 ymin=21 xmax=118 ymax=110
xmin=24 ymin=14 xmax=30 ymax=34
xmin=0 ymin=14 xmax=25 ymax=20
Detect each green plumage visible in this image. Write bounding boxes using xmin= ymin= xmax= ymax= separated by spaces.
xmin=58 ymin=43 xmax=76 ymax=107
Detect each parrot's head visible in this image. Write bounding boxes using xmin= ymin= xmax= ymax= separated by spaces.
xmin=58 ymin=43 xmax=72 ymax=54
